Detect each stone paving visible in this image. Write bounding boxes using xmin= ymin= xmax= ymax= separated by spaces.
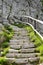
xmin=6 ymin=26 xmax=39 ymax=65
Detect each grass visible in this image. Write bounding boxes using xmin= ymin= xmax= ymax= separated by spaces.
xmin=24 ymin=24 xmax=43 ymax=63
xmin=0 ymin=24 xmax=14 ymax=65
xmin=0 ymin=57 xmax=10 ymax=65
xmin=1 ymin=47 xmax=9 ymax=56
xmin=0 ymin=24 xmax=14 ymax=48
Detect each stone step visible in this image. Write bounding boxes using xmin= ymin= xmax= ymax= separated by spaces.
xmin=9 ymin=49 xmax=20 ymax=53
xmin=28 ymin=57 xmax=39 ymax=62
xmin=9 ymin=43 xmax=35 ymax=48
xmin=6 ymin=53 xmax=39 ymax=58
xmin=10 ymin=40 xmax=29 ymax=44
xmin=10 ymin=39 xmax=28 ymax=42
xmin=14 ymin=34 xmax=28 ymax=37
xmin=10 ymin=40 xmax=23 ymax=44
xmin=6 ymin=58 xmax=28 ymax=64
xmin=5 ymin=58 xmax=15 ymax=63
xmin=12 ymin=38 xmax=28 ymax=41
xmin=15 ymin=58 xmax=28 ymax=64
xmin=14 ymin=32 xmax=28 ymax=36
xmin=9 ymin=48 xmax=36 ymax=53
xmin=12 ymin=38 xmax=29 ymax=41
xmin=26 ymin=63 xmax=35 ymax=65
xmin=6 ymin=53 xmax=14 ymax=58
xmin=22 ymin=43 xmax=35 ymax=48
xmin=5 ymin=57 xmax=39 ymax=63
xmin=13 ymin=27 xmax=22 ymax=32
xmin=20 ymin=48 xmax=36 ymax=53
xmin=14 ymin=31 xmax=27 ymax=33
xmin=13 ymin=36 xmax=28 ymax=39
xmin=10 ymin=45 xmax=22 ymax=50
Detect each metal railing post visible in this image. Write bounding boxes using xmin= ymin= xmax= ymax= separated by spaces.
xmin=34 ymin=20 xmax=36 ymax=29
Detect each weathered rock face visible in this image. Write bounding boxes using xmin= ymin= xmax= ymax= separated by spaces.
xmin=0 ymin=0 xmax=43 ymax=36
xmin=1 ymin=0 xmax=43 ymax=19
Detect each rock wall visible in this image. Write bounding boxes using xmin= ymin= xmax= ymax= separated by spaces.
xmin=0 ymin=0 xmax=43 ymax=36
xmin=2 ymin=0 xmax=43 ymax=19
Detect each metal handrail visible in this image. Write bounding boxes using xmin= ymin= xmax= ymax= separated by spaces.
xmin=14 ymin=15 xmax=43 ymax=24
xmin=13 ymin=15 xmax=43 ymax=40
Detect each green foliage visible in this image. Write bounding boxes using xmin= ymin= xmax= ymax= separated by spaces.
xmin=34 ymin=38 xmax=42 ymax=46
xmin=1 ymin=47 xmax=9 ymax=56
xmin=25 ymin=25 xmax=33 ymax=33
xmin=30 ymin=35 xmax=37 ymax=42
xmin=0 ymin=25 xmax=14 ymax=50
xmin=2 ymin=42 xmax=9 ymax=48
xmin=4 ymin=24 xmax=13 ymax=32
xmin=25 ymin=25 xmax=42 ymax=47
xmin=14 ymin=22 xmax=25 ymax=28
xmin=0 ymin=24 xmax=14 ymax=61
xmin=0 ymin=57 xmax=10 ymax=65
xmin=36 ymin=44 xmax=43 ymax=56
xmin=40 ymin=56 xmax=43 ymax=63
xmin=29 ymin=31 xmax=35 ymax=38
xmin=24 ymin=24 xmax=43 ymax=62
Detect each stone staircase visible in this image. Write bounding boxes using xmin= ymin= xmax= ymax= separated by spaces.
xmin=5 ymin=26 xmax=39 ymax=65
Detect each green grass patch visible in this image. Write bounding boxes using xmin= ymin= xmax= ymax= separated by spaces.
xmin=1 ymin=47 xmax=9 ymax=56
xmin=1 ymin=42 xmax=9 ymax=48
xmin=0 ymin=57 xmax=10 ymax=65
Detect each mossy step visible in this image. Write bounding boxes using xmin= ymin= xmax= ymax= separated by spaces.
xmin=6 ymin=53 xmax=39 ymax=58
